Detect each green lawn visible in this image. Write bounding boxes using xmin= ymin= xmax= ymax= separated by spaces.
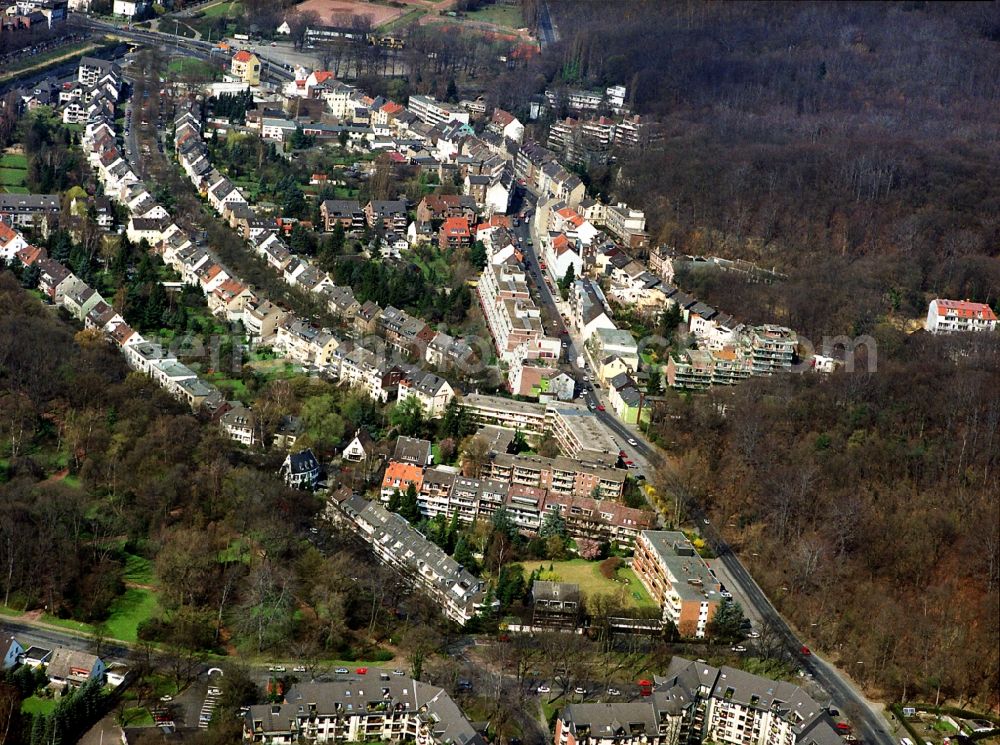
xmin=0 ymin=186 xmax=29 ymax=194
xmin=0 ymin=154 xmax=27 ymax=169
xmin=464 ymin=3 xmax=523 ymax=28
xmin=40 ymin=585 xmax=159 ymax=643
xmin=22 ymin=695 xmax=58 ymax=716
xmin=104 ymin=588 xmax=159 ymax=642
xmin=123 ymin=553 xmax=156 ymax=586
xmin=519 ymin=559 xmax=657 ymax=609
xmin=199 ymin=0 xmax=240 ymax=19
xmin=202 ymin=371 xmax=249 ymax=400
xmin=122 ymin=707 xmax=154 ymax=727
xmin=166 ymin=57 xmax=219 ymax=80
xmin=0 ymin=168 xmax=27 ymax=186
xmin=380 ymin=7 xmax=426 ymax=30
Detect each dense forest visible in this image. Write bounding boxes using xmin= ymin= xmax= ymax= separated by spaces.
xmin=520 ymin=0 xmax=1000 ymax=708
xmin=651 ymin=329 xmax=999 ymax=706
xmin=501 ymin=1 xmax=1000 ymax=339
xmin=0 ymin=273 xmax=444 ymax=674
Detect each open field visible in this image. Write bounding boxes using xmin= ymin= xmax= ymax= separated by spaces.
xmin=519 ymin=559 xmax=657 ymax=609
xmin=200 ymin=0 xmax=240 ymax=18
xmin=294 ymin=0 xmax=409 ymax=27
xmin=464 ymin=2 xmax=523 ymax=29
xmin=0 ymin=154 xmax=28 ymax=169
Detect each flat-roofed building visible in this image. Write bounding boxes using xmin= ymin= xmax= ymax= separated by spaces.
xmin=632 ymin=531 xmax=723 ymax=638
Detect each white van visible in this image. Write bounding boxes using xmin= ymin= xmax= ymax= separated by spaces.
xmin=901 ymin=738 xmax=914 ymax=745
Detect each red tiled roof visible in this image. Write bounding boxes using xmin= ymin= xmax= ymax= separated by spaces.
xmin=935 ymin=299 xmax=998 ymax=321
xmin=381 ymin=461 xmax=424 ymax=491
xmin=441 ymin=217 xmax=470 ymax=237
xmin=0 ymin=222 xmax=18 ymax=244
xmin=312 ymin=70 xmax=334 ymax=84
xmin=233 ymin=50 xmax=255 ymax=63
xmin=16 ymin=245 xmax=46 ymax=266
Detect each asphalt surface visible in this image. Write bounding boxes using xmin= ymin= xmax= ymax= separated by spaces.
xmin=537 ymin=0 xmax=560 ymax=47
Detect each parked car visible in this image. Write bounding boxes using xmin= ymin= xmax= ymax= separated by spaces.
xmin=800 ymin=646 xmax=811 ymax=656
xmin=335 ymin=667 xmax=349 ymax=674
xmin=732 ymin=645 xmax=747 ymax=653
xmin=597 ymin=404 xmax=605 ymax=411
xmin=268 ymin=665 xmax=286 ymax=673
xmin=293 ymin=666 xmax=307 ymax=673
xmin=747 ymin=630 xmax=761 ymax=639
xmin=574 ymin=686 xmax=586 ymax=695
xmin=608 ymin=687 xmax=621 ymax=696
xmin=207 ymin=687 xmax=222 ymax=696
xmin=392 ymin=669 xmax=405 ymax=676
xmin=537 ymin=684 xmax=551 ymax=694
xmin=355 ymin=667 xmax=368 ymax=674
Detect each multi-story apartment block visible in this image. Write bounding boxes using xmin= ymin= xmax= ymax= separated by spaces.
xmin=632 ymin=531 xmax=723 ymax=637
xmin=380 ymin=460 xmax=425 ymax=501
xmin=477 ymin=258 xmax=560 ymax=364
xmin=556 ymin=657 xmax=841 ymax=745
xmin=481 ymin=452 xmax=625 ymax=500
xmin=408 ymin=94 xmax=471 ymax=127
xmin=745 ymin=325 xmax=797 ymax=374
xmin=666 ymin=348 xmax=752 ymax=390
xmin=243 ymin=676 xmax=484 ymax=745
xmin=78 ymin=57 xmax=120 ymax=88
xmin=531 ymin=580 xmax=581 ymax=629
xmin=320 ymin=199 xmax=365 ymax=233
xmin=925 ymin=299 xmax=998 ymax=333
xmin=545 ymin=401 xmax=620 ymax=463
xmin=603 ymin=202 xmax=648 ymax=248
xmin=336 ymin=493 xmax=492 ymax=625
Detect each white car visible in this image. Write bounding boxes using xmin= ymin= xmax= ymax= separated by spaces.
xmin=721 ymin=590 xmax=733 ymax=599
xmin=747 ymin=631 xmax=761 ymax=639
xmin=293 ymin=666 xmax=307 ymax=673
xmin=732 ymin=645 xmax=747 ymax=653
xmin=627 ymin=438 xmax=638 ymax=446
xmin=608 ymin=687 xmax=621 ymax=696
xmin=207 ymin=687 xmax=221 ymax=696
xmin=574 ymin=686 xmax=586 ymax=695
xmin=159 ymin=695 xmax=173 ymax=702
xmin=537 ymin=684 xmax=551 ymax=694
xmin=268 ymin=665 xmax=286 ymax=673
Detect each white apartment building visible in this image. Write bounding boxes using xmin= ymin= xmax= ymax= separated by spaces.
xmin=408 ymin=94 xmax=470 ymax=127
xmin=925 ymin=299 xmax=998 ymax=333
xmin=476 ymin=259 xmax=559 ymax=365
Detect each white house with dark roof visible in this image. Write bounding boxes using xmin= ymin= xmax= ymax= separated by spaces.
xmin=396 ymin=371 xmax=454 ymax=418
xmin=280 ymin=449 xmax=321 ymax=490
xmin=0 ymin=636 xmax=23 ymax=670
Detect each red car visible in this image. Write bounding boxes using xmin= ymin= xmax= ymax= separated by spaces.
xmin=800 ymin=646 xmax=811 ymax=656
xmin=835 ymin=723 xmax=852 ymax=733
xmin=597 ymin=405 xmax=605 ymax=411
xmin=356 ymin=667 xmax=368 ymax=674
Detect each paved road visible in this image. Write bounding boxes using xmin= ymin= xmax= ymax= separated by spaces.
xmin=516 ymin=189 xmax=653 ymax=472
xmin=537 ymin=0 xmax=559 ymax=47
xmin=70 ymin=15 xmax=295 ymax=83
xmin=1 ymin=617 xmax=131 ymax=663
